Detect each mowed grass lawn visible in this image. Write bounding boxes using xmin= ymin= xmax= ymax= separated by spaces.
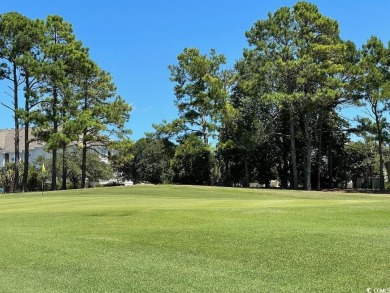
xmin=0 ymin=185 xmax=389 ymax=292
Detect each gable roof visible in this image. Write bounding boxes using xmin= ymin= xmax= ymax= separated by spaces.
xmin=0 ymin=128 xmax=46 ymax=154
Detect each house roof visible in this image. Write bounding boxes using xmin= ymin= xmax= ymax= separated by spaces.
xmin=0 ymin=128 xmax=45 ymax=154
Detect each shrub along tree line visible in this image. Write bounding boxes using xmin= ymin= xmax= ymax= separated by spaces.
xmin=2 ymin=2 xmax=390 ymax=192
xmin=0 ymin=13 xmax=132 ymax=192
xmin=113 ymin=2 xmax=390 ymax=191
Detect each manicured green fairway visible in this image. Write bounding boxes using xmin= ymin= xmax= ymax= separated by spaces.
xmin=0 ymin=185 xmax=389 ymax=292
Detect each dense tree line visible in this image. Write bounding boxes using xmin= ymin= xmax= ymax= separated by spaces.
xmin=113 ymin=2 xmax=390 ymax=192
xmin=0 ymin=13 xmax=131 ymax=192
xmin=2 ymin=2 xmax=390 ymax=193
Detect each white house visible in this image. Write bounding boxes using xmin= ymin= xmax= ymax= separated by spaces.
xmin=0 ymin=128 xmax=50 ymax=168
xmin=0 ymin=128 xmax=130 ymax=190
xmin=0 ymin=128 xmax=118 ymax=168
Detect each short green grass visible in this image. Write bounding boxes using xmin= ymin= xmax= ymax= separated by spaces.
xmin=1 ymin=185 xmax=389 ymax=292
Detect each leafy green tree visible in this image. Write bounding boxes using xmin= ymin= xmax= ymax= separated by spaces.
xmin=341 ymin=141 xmax=377 ymax=188
xmin=311 ymin=110 xmax=350 ymax=189
xmin=56 ymin=48 xmax=91 ymax=190
xmin=17 ymin=19 xmax=45 ymax=192
xmin=112 ymin=137 xmax=175 ymax=184
xmin=0 ymin=14 xmax=129 ymax=193
xmin=293 ymin=3 xmax=346 ymax=190
xmin=168 ymin=48 xmax=229 ymax=144
xmin=219 ymin=51 xmax=288 ymax=188
xmin=244 ymin=6 xmax=300 ymax=188
xmin=26 ymin=165 xmax=41 ymax=192
xmin=0 ymin=163 xmax=15 ymax=193
xmin=35 ymin=148 xmax=113 ymax=189
xmin=0 ymin=12 xmax=42 ymax=192
xmin=68 ymin=148 xmax=113 ymax=188
xmin=244 ymin=2 xmax=346 ymax=190
xmin=354 ymin=36 xmax=390 ymax=191
xmin=171 ymin=135 xmax=211 ymax=185
xmin=74 ymin=62 xmax=131 ymax=188
xmin=218 ymin=95 xmax=267 ymax=187
xmin=34 ymin=15 xmax=88 ymax=190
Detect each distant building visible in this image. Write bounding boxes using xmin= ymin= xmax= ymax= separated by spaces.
xmin=0 ymin=128 xmax=122 ymax=192
xmin=0 ymin=128 xmax=115 ymax=168
xmin=0 ymin=128 xmax=49 ymax=168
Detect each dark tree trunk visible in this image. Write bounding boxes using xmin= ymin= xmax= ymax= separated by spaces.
xmin=328 ymin=147 xmax=334 ymax=189
xmin=81 ymin=139 xmax=87 ymax=189
xmin=81 ymin=93 xmax=88 ymax=189
xmin=281 ymin=147 xmax=289 ymax=189
xmin=316 ymin=112 xmax=323 ymax=191
xmin=13 ymin=63 xmax=20 ymax=193
xmin=244 ymin=153 xmax=249 ymax=188
xmin=289 ymin=105 xmax=298 ymax=189
xmin=223 ymin=156 xmax=230 ymax=187
xmin=202 ymin=114 xmax=208 ymax=145
xmin=22 ymin=74 xmax=31 ymax=192
xmin=51 ymin=88 xmax=58 ymax=191
xmin=22 ymin=126 xmax=29 ymax=192
xmin=277 ymin=139 xmax=289 ymax=189
xmin=304 ymin=111 xmax=312 ymax=191
xmin=375 ymin=114 xmax=385 ymax=191
xmin=61 ymin=144 xmax=67 ymax=190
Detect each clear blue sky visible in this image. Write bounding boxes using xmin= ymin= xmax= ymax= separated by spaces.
xmin=0 ymin=1 xmax=390 ymax=140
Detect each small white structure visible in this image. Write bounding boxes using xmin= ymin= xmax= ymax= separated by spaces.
xmin=98 ymin=179 xmax=133 ymax=186
xmin=270 ymin=180 xmax=280 ymax=188
xmin=123 ymin=180 xmax=134 ymax=186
